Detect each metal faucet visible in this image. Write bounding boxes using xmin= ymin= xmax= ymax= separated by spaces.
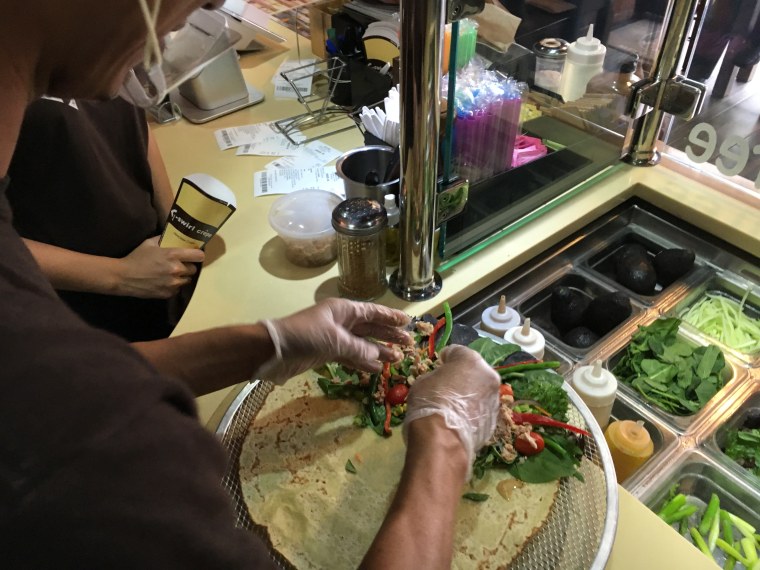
xmin=624 ymin=0 xmax=709 ymax=165
xmin=389 ymin=0 xmax=483 ymax=301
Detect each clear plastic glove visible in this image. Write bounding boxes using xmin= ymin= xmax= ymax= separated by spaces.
xmin=403 ymin=344 xmax=501 ymax=481
xmin=118 ymin=236 xmax=205 ymax=299
xmin=258 ymin=298 xmax=412 ymax=384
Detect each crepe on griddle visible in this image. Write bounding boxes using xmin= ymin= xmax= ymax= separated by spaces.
xmin=239 ymin=375 xmax=559 ymax=569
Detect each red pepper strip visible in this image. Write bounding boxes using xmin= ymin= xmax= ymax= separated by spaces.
xmin=383 ymin=401 xmax=392 ymax=435
xmin=428 ymin=318 xmax=446 ymax=360
xmin=512 ymin=412 xmax=591 ymax=437
xmin=494 ymin=360 xmax=540 ymax=369
xmin=381 ymin=362 xmax=392 ymax=435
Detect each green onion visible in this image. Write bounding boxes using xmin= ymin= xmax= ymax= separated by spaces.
xmin=717 ymin=539 xmax=750 ymax=567
xmin=722 ymin=511 xmax=735 ymax=544
xmin=743 ymin=537 xmax=759 ymax=565
xmin=690 ymin=527 xmax=714 ymax=560
xmin=708 ymin=507 xmax=721 ymax=552
xmin=699 ymin=493 xmax=720 ymax=535
xmin=659 ymin=494 xmax=687 ymax=519
xmin=665 ymin=505 xmax=699 ymax=525
xmin=728 ymin=512 xmax=757 ymax=540
xmin=345 ymin=459 xmax=357 ymax=474
xmin=723 ymin=555 xmax=736 ymax=570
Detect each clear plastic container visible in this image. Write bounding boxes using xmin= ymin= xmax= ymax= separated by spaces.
xmin=268 ymin=189 xmax=342 ymax=267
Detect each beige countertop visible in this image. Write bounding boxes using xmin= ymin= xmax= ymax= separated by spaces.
xmin=151 ymin=24 xmax=756 ymax=570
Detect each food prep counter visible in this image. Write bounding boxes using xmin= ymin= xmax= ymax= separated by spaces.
xmin=150 ymin=23 xmax=757 ymax=570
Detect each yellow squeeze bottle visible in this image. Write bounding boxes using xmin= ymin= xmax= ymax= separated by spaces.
xmin=604 ymin=420 xmax=653 ymax=484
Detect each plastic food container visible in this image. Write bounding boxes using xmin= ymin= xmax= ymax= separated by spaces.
xmin=268 ymin=189 xmax=342 ymax=267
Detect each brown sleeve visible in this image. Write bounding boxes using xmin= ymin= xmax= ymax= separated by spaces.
xmin=3 ymin=397 xmax=277 ymax=569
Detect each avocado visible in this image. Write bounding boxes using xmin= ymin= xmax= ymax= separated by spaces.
xmin=563 ymin=326 xmax=599 ymax=348
xmin=615 ymin=244 xmax=657 ymax=295
xmin=533 ymin=316 xmax=561 ymax=338
xmin=744 ymin=408 xmax=760 ymax=430
xmin=550 ymin=285 xmax=590 ymax=332
xmin=584 ymin=291 xmax=633 ymax=336
xmin=448 ymin=323 xmax=480 ymax=346
xmin=654 ymin=248 xmax=695 ymax=287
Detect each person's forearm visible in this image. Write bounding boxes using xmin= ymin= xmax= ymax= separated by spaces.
xmin=361 ymin=415 xmax=468 ymax=570
xmin=132 ymin=323 xmax=277 ymax=396
xmin=147 ymin=128 xmax=175 ymax=221
xmin=22 ymin=239 xmax=123 ymax=294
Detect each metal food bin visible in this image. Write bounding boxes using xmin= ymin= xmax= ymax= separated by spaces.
xmin=453 ymin=197 xmax=760 ymax=560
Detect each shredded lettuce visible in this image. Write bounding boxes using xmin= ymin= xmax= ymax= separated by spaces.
xmin=681 ymin=291 xmax=760 ymax=353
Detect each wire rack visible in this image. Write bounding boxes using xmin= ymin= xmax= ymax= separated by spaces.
xmin=218 ymin=378 xmax=618 ymax=569
xmin=273 ymin=57 xmax=358 ymax=145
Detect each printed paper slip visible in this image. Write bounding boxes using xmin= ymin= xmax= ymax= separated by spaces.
xmin=214 ymin=121 xmax=305 ymax=151
xmin=264 ymin=141 xmax=342 ymax=169
xmin=272 ymin=58 xmax=316 ymax=99
xmin=254 ymin=166 xmax=344 ymax=198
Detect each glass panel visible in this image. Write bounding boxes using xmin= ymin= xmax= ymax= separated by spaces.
xmin=660 ymin=0 xmax=760 ymax=194
xmin=439 ymin=0 xmax=670 ymax=262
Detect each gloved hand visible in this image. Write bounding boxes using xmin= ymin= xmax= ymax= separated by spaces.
xmin=403 ymin=344 xmax=501 ymax=481
xmin=258 ymin=298 xmax=412 ymax=384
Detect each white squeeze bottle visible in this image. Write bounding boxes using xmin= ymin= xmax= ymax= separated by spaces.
xmin=559 ymin=24 xmax=606 ymax=102
xmin=571 ymin=359 xmax=617 ymax=429
xmin=504 ymin=318 xmax=545 ymax=360
xmin=480 ymin=295 xmax=521 ymax=337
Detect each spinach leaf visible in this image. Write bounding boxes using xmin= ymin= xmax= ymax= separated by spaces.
xmin=468 ymin=337 xmax=521 ymax=366
xmin=507 ymin=433 xmax=583 ymax=483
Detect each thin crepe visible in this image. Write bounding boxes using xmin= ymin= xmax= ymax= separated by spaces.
xmin=239 ymin=375 xmax=558 ymax=569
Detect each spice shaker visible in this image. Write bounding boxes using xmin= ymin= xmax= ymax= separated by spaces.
xmin=332 ymin=198 xmax=388 ymax=300
xmin=533 ymin=38 xmax=568 ymax=94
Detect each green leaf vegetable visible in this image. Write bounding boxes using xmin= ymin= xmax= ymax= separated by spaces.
xmin=723 ymin=427 xmax=760 ymax=478
xmin=345 ymin=459 xmax=357 ymax=474
xmin=509 ymin=369 xmax=570 ymax=421
xmin=612 ymin=318 xmax=727 ymax=416
xmin=467 ymin=337 xmax=520 ymax=366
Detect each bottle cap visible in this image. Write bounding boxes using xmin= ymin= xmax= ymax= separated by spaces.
xmin=571 ymin=359 xmax=617 ymax=405
xmin=533 ymin=38 xmax=568 ymax=59
xmin=504 ymin=318 xmax=545 ymax=359
xmin=608 ymin=420 xmax=653 ymax=457
xmin=480 ymin=295 xmax=521 ymax=335
xmin=383 ymin=194 xmax=399 ymax=226
xmin=567 ymin=24 xmax=606 ymax=66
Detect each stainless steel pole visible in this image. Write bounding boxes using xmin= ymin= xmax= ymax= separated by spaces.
xmin=389 ymin=0 xmax=445 ymax=301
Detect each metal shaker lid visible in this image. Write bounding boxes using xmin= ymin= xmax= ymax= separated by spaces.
xmin=533 ymin=38 xmax=569 ymax=59
xmin=332 ymin=198 xmax=387 ymax=236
